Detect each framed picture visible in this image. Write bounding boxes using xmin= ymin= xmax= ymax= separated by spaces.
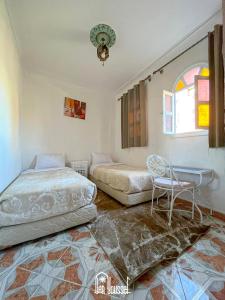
xmin=64 ymin=97 xmax=86 ymax=120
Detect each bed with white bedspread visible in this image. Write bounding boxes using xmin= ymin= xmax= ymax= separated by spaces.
xmin=89 ymin=162 xmax=161 ymax=206
xmin=0 ymin=167 xmax=97 ymax=249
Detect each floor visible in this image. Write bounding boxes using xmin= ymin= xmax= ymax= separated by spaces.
xmin=1 ymin=193 xmax=225 ymax=300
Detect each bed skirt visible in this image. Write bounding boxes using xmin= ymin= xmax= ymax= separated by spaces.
xmin=0 ymin=204 xmax=97 ymax=250
xmin=89 ymin=176 xmax=161 ymax=206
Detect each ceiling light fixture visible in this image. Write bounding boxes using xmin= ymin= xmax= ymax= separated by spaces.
xmin=90 ymin=24 xmax=116 ymax=66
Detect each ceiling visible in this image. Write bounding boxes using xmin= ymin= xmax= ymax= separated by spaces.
xmin=6 ymin=0 xmax=222 ymax=91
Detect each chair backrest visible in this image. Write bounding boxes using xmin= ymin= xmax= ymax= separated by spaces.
xmin=146 ymin=154 xmax=170 ymax=178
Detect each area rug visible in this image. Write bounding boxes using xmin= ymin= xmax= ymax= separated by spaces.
xmin=90 ymin=192 xmax=210 ymax=286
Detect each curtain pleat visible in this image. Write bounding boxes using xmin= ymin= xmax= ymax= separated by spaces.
xmin=139 ymin=80 xmax=147 ymax=146
xmin=133 ymin=84 xmax=140 ymax=147
xmin=121 ymin=81 xmax=147 ymax=148
xmin=128 ymin=89 xmax=134 ymax=147
xmin=121 ymin=93 xmax=128 ymax=149
xmin=208 ymin=25 xmax=225 ymax=148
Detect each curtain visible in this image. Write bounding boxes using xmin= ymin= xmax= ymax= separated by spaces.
xmin=121 ymin=80 xmax=147 ymax=148
xmin=208 ymin=25 xmax=225 ymax=148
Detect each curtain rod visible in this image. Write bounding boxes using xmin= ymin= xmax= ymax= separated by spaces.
xmin=118 ymin=34 xmax=208 ymax=101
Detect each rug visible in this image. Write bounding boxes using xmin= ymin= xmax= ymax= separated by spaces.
xmin=90 ymin=191 xmax=210 ymax=286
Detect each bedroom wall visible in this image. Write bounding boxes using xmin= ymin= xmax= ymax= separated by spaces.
xmin=20 ymin=72 xmax=113 ymax=169
xmin=0 ymin=0 xmax=21 ymax=192
xmin=111 ymin=11 xmax=225 ymax=214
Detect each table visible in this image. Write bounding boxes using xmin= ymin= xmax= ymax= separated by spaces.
xmin=171 ymin=165 xmax=214 ymax=214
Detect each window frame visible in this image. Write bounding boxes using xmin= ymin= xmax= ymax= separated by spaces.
xmin=195 ymin=75 xmax=210 ymax=130
xmin=163 ymin=63 xmax=209 ymax=137
xmin=163 ymin=90 xmax=175 ymax=135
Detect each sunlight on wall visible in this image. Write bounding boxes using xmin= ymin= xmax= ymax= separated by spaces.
xmin=0 ymin=0 xmax=21 ymax=192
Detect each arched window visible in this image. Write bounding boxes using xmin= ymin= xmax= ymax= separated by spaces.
xmin=163 ymin=64 xmax=209 ymax=135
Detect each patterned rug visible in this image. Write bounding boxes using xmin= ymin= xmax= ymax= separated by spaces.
xmin=90 ymin=190 xmax=210 ymax=286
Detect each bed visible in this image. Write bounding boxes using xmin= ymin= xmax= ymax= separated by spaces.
xmin=0 ymin=167 xmax=97 ymax=249
xmin=89 ymin=161 xmax=161 ymax=206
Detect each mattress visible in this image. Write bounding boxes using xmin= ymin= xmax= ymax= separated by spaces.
xmin=0 ymin=203 xmax=97 ymax=250
xmin=0 ymin=167 xmax=97 ymax=226
xmin=90 ymin=175 xmax=162 ymax=207
xmin=90 ymin=163 xmax=153 ymax=194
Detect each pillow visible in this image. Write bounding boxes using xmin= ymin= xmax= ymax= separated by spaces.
xmin=35 ymin=154 xmax=65 ymax=170
xmin=91 ymin=152 xmax=113 ymax=165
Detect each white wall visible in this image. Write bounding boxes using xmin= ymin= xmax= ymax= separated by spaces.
xmin=20 ymin=72 xmax=113 ymax=169
xmin=0 ymin=0 xmax=21 ymax=192
xmin=112 ymin=12 xmax=225 ymax=214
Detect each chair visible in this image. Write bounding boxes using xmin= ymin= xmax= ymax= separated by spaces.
xmin=146 ymin=154 xmax=203 ymax=226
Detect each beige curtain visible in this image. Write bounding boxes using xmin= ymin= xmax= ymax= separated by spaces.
xmin=208 ymin=25 xmax=225 ymax=148
xmin=121 ymin=80 xmax=147 ymax=148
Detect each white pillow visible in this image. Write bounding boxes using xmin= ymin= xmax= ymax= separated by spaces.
xmin=35 ymin=154 xmax=65 ymax=170
xmin=91 ymin=152 xmax=113 ymax=165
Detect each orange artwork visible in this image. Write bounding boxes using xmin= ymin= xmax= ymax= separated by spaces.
xmin=64 ymin=97 xmax=86 ymax=120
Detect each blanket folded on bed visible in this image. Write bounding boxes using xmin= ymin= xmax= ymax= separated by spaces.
xmin=91 ymin=163 xmax=153 ymax=194
xmin=0 ymin=167 xmax=96 ymax=226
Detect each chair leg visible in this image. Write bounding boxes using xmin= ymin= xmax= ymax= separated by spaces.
xmin=151 ymin=186 xmax=155 ymax=215
xmin=192 ymin=188 xmax=203 ymax=223
xmin=195 ymin=204 xmax=203 ymax=223
xmin=168 ymin=189 xmax=174 ymax=227
xmin=192 ymin=188 xmax=195 ymax=219
xmin=167 ymin=192 xmax=170 ymax=209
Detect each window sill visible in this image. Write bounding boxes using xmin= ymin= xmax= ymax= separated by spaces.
xmin=165 ymin=131 xmax=208 ymax=138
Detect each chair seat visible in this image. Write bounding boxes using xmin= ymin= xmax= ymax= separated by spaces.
xmin=154 ymin=177 xmax=194 ymax=189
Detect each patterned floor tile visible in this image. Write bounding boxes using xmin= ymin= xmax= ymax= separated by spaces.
xmin=176 ymin=253 xmax=212 ymax=275
xmin=134 ymin=270 xmax=161 ymax=290
xmin=47 ymin=243 xmax=112 ymax=288
xmin=17 ymin=246 xmax=69 ymax=276
xmin=207 ymin=234 xmax=225 ymax=257
xmin=1 ymin=270 xmax=48 ymax=300
xmin=177 ymin=265 xmax=211 ymax=299
xmin=151 ymin=263 xmax=186 ymax=300
xmin=200 ymin=279 xmax=225 ymax=300
xmin=63 ymin=226 xmax=95 ymax=247
xmin=134 ymin=262 xmax=186 ymax=299
xmin=31 ymin=276 xmax=85 ymax=300
xmin=190 ymin=246 xmax=225 ymax=275
xmin=133 ymin=280 xmax=178 ymax=300
xmin=0 ymin=248 xmax=19 ymax=276
xmin=81 ymin=287 xmax=120 ymax=300
xmin=0 ymin=243 xmax=40 ymax=279
xmin=1 ymin=213 xmax=225 ymax=299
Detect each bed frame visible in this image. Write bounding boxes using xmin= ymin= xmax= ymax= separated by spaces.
xmin=0 ymin=204 xmax=96 ymax=250
xmin=89 ymin=175 xmax=161 ymax=207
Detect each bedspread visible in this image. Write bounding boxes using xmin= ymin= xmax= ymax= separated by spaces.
xmin=0 ymin=167 xmax=97 ymax=226
xmin=91 ymin=163 xmax=153 ymax=194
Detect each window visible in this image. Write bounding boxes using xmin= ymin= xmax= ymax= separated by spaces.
xmin=163 ymin=64 xmax=209 ymax=135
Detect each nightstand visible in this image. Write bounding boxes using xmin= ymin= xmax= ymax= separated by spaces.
xmin=70 ymin=160 xmax=89 ymax=177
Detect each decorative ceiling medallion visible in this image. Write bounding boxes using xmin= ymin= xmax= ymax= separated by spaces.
xmin=90 ymin=24 xmax=116 ymax=65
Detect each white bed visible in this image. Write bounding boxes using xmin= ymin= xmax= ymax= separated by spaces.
xmin=0 ymin=167 xmax=97 ymax=249
xmin=89 ymin=162 xmax=161 ymax=206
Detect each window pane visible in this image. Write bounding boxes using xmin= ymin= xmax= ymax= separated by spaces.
xmin=198 ymin=104 xmax=209 ymax=127
xmin=175 ymin=80 xmax=185 ymax=92
xmin=197 ymin=79 xmax=209 ymax=102
xmin=200 ymin=67 xmax=209 ymax=77
xmin=183 ymin=67 xmax=200 ymax=85
xmin=175 ymin=87 xmax=195 ymax=133
xmin=165 ymin=115 xmax=172 ymax=132
xmin=165 ymin=95 xmax=172 ymax=112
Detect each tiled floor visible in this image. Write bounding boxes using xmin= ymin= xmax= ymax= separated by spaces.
xmin=1 ymin=214 xmax=225 ymax=299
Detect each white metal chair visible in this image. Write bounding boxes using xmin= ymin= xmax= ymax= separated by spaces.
xmin=146 ymin=154 xmax=203 ymax=226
